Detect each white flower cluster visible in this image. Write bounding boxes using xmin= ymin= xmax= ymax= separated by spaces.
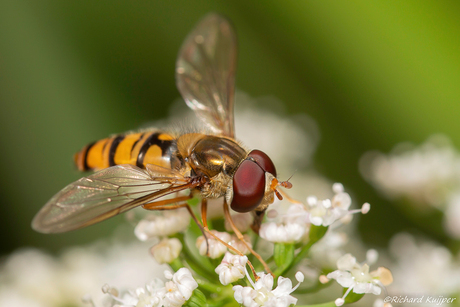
xmin=323 ymin=252 xmax=393 ymax=306
xmin=360 ymin=135 xmax=460 ymax=207
xmin=238 ymin=272 xmax=304 ymax=307
xmin=388 ymin=233 xmax=460 ymax=296
xmin=260 ymin=183 xmax=369 ymax=244
xmin=150 ymin=238 xmax=182 ymax=265
xmin=135 ymin=208 xmax=190 ymax=241
xmin=103 ymin=268 xmax=198 ymax=307
xmin=259 ymin=203 xmax=309 ymax=243
xmin=134 ymin=208 xmax=190 ymax=264
xmin=308 ymin=183 xmax=370 ymax=227
xmin=360 ymin=135 xmax=460 ymax=238
xmin=233 ymin=272 xmax=304 ymax=307
xmin=215 ymin=252 xmax=248 ymax=285
xmin=213 ymin=253 xmax=305 ymax=307
xmin=0 ymin=242 xmax=165 ymax=307
xmin=196 ymin=230 xmax=251 ymax=259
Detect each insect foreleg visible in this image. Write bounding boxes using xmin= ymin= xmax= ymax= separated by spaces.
xmin=223 ymin=201 xmax=273 ymax=276
xmin=200 ymin=199 xmax=210 ymax=256
xmin=201 ymin=222 xmax=259 ymax=281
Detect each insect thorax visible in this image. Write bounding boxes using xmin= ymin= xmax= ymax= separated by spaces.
xmin=176 ymin=133 xmax=247 ymax=198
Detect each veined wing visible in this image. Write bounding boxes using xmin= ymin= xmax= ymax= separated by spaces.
xmin=32 ymin=164 xmax=195 ymax=233
xmin=176 ymin=13 xmax=237 ymax=138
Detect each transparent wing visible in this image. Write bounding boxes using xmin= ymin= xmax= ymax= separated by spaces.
xmin=176 ymin=13 xmax=237 ymax=138
xmin=32 ymin=165 xmax=194 ymax=233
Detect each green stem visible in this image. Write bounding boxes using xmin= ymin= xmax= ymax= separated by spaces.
xmin=174 ymin=233 xmax=217 ymax=281
xmin=248 ymin=233 xmax=259 ymax=267
xmin=273 ymin=240 xmax=313 ymax=277
xmin=294 ymin=280 xmax=330 ymax=294
xmin=196 ymin=278 xmax=228 ymax=294
xmin=273 ymin=225 xmax=328 ymax=277
xmin=207 ymin=297 xmax=239 ymax=307
xmin=169 ymin=257 xmax=184 ymax=272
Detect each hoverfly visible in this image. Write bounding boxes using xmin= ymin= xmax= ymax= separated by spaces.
xmin=32 ymin=14 xmax=292 ymax=273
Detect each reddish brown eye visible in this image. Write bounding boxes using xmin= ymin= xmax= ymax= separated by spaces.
xmin=248 ymin=150 xmax=277 ymax=177
xmin=230 ymin=160 xmax=265 ymax=213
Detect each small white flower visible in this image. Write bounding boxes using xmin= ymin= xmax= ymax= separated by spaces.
xmin=228 ymin=234 xmax=252 ymax=255
xmin=283 ymin=203 xmax=310 ymax=225
xmin=163 ymin=268 xmax=198 ymax=307
xmin=259 ymin=222 xmax=306 ymax=243
xmin=102 ymin=268 xmax=197 ymax=307
xmin=233 ymin=285 xmax=257 ymax=307
xmin=215 ymin=252 xmax=248 ymax=285
xmin=196 ymin=230 xmax=232 ymax=259
xmin=150 ymin=238 xmax=182 ymax=264
xmin=233 ymin=271 xmax=304 ymax=307
xmin=259 ymin=203 xmax=309 ymax=243
xmin=102 ymin=279 xmax=165 ymax=307
xmin=307 ymin=184 xmax=369 ymax=227
xmin=326 ymin=253 xmax=393 ymax=306
xmin=135 ymin=208 xmax=190 ymax=241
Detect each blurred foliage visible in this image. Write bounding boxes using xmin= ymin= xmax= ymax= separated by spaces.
xmin=1 ymin=0 xmax=460 ymax=255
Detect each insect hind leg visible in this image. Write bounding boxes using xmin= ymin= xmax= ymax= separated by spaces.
xmin=142 ymin=195 xmax=210 ymax=254
xmin=142 ymin=195 xmax=261 ymax=280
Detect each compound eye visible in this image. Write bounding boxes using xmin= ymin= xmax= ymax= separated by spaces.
xmin=230 ymin=160 xmax=265 ymax=213
xmin=248 ymin=150 xmax=277 ymax=177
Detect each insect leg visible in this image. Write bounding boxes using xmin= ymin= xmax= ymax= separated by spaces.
xmin=201 ymin=222 xmax=259 ymax=281
xmin=180 ymin=203 xmax=262 ymax=281
xmin=142 ymin=195 xmax=192 ymax=210
xmin=141 ymin=196 xmax=210 ymax=251
xmin=200 ymin=199 xmax=210 ymax=255
xmin=223 ymin=201 xmax=273 ymax=275
xmin=201 ymin=198 xmax=208 ymax=228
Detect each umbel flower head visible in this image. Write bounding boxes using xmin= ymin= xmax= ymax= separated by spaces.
xmin=322 ymin=251 xmax=393 ymax=306
xmin=259 ymin=183 xmax=370 ymax=244
xmin=215 ymin=252 xmax=248 ymax=285
xmin=135 ymin=208 xmax=191 ymax=241
xmin=227 ymin=253 xmax=305 ymax=307
xmin=307 ymin=183 xmax=370 ymax=227
xmin=259 ymin=203 xmax=309 ymax=243
xmin=150 ymin=238 xmax=182 ymax=264
xmin=101 ymin=268 xmax=198 ymax=307
xmin=233 ymin=271 xmax=304 ymax=307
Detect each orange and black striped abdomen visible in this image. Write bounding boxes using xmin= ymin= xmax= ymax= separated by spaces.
xmin=74 ymin=131 xmax=176 ymax=171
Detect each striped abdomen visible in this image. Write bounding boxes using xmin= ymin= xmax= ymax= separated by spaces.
xmin=74 ymin=131 xmax=177 ymax=171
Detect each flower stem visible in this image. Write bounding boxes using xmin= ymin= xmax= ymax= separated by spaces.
xmin=174 ymin=233 xmax=217 ymax=281
xmin=274 ymin=225 xmax=328 ymax=277
xmin=195 ymin=278 xmax=226 ymax=293
xmin=273 ymin=240 xmax=313 ymax=277
xmin=169 ymin=257 xmax=184 ymax=272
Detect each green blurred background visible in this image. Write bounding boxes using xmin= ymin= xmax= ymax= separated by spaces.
xmin=1 ymin=0 xmax=460 ymax=256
